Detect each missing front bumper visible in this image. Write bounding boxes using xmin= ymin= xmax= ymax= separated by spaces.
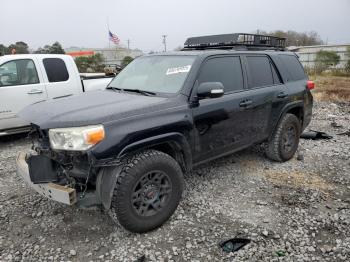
xmin=16 ymin=152 xmax=77 ymax=205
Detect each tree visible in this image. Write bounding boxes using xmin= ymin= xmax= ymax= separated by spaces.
xmin=34 ymin=45 xmax=50 ymax=54
xmin=35 ymin=42 xmax=65 ymax=54
xmin=0 ymin=44 xmax=9 ymax=56
xmin=89 ymin=53 xmax=104 ymax=72
xmin=257 ymin=30 xmax=323 ymax=46
xmin=315 ymin=50 xmax=340 ymax=73
xmin=121 ymin=56 xmax=134 ymax=67
xmin=74 ymin=53 xmax=104 ymax=72
xmin=49 ymin=42 xmax=65 ymax=54
xmin=7 ymin=41 xmax=29 ymax=54
xmin=345 ymin=47 xmax=350 ymax=73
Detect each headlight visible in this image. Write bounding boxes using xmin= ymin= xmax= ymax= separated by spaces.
xmin=49 ymin=125 xmax=105 ymax=151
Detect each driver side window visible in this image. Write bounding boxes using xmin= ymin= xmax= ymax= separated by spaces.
xmin=198 ymin=56 xmax=244 ymax=94
xmin=0 ymin=59 xmax=39 ymax=87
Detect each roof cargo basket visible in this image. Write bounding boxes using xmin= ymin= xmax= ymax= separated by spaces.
xmin=183 ymin=33 xmax=286 ymax=51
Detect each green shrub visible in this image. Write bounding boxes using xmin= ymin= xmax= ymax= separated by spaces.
xmin=315 ymin=50 xmax=340 ymax=74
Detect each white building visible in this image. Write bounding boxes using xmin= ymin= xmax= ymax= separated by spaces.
xmin=94 ymin=47 xmax=143 ymax=65
xmin=289 ymin=44 xmax=350 ymax=69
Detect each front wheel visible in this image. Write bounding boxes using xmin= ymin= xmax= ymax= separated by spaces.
xmin=110 ymin=150 xmax=184 ymax=233
xmin=266 ymin=113 xmax=301 ymax=162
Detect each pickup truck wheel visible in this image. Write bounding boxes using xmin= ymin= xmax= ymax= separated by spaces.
xmin=111 ymin=150 xmax=184 ymax=233
xmin=266 ymin=113 xmax=301 ymax=162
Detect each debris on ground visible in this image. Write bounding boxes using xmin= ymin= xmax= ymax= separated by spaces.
xmin=219 ymin=238 xmax=251 ymax=253
xmin=331 ymin=121 xmax=343 ymax=128
xmin=337 ymin=129 xmax=350 ymax=137
xmin=300 ymin=130 xmax=333 ymax=140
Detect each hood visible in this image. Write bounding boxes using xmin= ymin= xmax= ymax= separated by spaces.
xmin=18 ymin=90 xmax=171 ymax=129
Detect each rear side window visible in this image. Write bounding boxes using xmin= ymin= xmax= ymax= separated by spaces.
xmin=198 ymin=56 xmax=244 ymax=93
xmin=279 ymin=55 xmax=306 ymax=81
xmin=43 ymin=58 xmax=69 ymax=82
xmin=246 ymin=56 xmax=274 ymax=88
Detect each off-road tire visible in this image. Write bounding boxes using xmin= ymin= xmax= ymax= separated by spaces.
xmin=111 ymin=150 xmax=184 ymax=233
xmin=266 ymin=113 xmax=301 ymax=162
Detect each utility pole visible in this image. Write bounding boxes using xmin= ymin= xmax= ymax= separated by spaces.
xmin=127 ymin=39 xmax=130 ymax=51
xmin=162 ymin=35 xmax=167 ymax=52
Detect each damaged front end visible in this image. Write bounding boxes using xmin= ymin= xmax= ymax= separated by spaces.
xmin=16 ymin=125 xmax=119 ymax=207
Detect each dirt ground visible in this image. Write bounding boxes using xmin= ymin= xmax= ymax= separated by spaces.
xmin=0 ymin=100 xmax=349 ymax=262
xmin=312 ymin=76 xmax=350 ymax=102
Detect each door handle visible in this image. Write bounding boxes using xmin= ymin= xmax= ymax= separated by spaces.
xmin=27 ymin=89 xmax=43 ymax=94
xmin=239 ymin=100 xmax=253 ymax=107
xmin=277 ymin=92 xmax=288 ymax=99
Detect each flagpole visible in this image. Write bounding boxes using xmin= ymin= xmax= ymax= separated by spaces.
xmin=107 ymin=17 xmax=110 ymax=49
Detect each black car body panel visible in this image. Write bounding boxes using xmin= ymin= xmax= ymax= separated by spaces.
xmin=18 ymin=90 xmax=174 ymax=129
xmin=19 ymin=49 xmax=313 ymax=183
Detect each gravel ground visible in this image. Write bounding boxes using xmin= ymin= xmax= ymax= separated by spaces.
xmin=0 ymin=101 xmax=349 ymax=262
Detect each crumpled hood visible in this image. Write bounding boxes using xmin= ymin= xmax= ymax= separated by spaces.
xmin=18 ymin=90 xmax=169 ymax=129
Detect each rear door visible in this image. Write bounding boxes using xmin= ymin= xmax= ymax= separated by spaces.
xmin=0 ymin=58 xmax=47 ymax=130
xmin=277 ymin=54 xmax=311 ymax=129
xmin=242 ymin=54 xmax=288 ymax=141
xmin=38 ymin=57 xmax=82 ymax=99
xmin=192 ymin=55 xmax=255 ymax=163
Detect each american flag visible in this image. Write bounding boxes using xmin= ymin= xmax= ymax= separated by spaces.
xmin=109 ymin=31 xmax=120 ymax=45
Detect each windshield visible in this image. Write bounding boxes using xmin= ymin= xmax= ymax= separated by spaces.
xmin=108 ymin=55 xmax=195 ymax=94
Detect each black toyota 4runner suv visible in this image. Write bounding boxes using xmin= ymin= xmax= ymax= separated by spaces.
xmin=17 ymin=33 xmax=314 ymax=233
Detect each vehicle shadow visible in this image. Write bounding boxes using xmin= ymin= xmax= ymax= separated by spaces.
xmin=191 ymin=144 xmax=267 ymax=175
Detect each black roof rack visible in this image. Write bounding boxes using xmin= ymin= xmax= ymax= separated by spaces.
xmin=183 ymin=33 xmax=286 ymax=51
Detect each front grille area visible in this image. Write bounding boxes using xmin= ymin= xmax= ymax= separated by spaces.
xmin=29 ymin=124 xmax=50 ymax=151
xmin=26 ymin=125 xmax=97 ymax=190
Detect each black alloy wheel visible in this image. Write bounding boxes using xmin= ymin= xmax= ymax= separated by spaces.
xmin=110 ymin=150 xmax=184 ymax=233
xmin=132 ymin=170 xmax=172 ymax=217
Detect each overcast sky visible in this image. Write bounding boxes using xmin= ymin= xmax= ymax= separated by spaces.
xmin=1 ymin=0 xmax=349 ymax=52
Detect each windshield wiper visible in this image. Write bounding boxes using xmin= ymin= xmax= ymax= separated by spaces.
xmin=106 ymin=86 xmax=122 ymax=92
xmin=122 ymin=88 xmax=156 ymax=96
xmin=107 ymin=86 xmax=156 ymax=96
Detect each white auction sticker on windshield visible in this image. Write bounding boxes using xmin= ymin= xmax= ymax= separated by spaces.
xmin=166 ymin=65 xmax=191 ymax=75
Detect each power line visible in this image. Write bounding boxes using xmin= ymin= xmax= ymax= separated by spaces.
xmin=162 ymin=35 xmax=167 ymax=52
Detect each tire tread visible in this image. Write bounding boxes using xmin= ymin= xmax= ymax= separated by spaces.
xmin=111 ymin=150 xmax=183 ymax=232
xmin=266 ymin=113 xmax=300 ymax=162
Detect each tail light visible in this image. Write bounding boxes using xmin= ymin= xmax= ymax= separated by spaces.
xmin=306 ymin=80 xmax=315 ymax=90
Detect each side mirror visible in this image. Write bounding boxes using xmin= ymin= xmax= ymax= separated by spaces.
xmin=197 ymin=82 xmax=224 ymax=99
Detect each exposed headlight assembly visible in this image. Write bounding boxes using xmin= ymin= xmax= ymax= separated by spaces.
xmin=49 ymin=125 xmax=105 ymax=151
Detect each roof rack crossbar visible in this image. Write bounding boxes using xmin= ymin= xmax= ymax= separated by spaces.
xmin=183 ymin=33 xmax=286 ymax=51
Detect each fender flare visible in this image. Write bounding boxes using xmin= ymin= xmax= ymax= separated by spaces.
xmin=96 ymin=132 xmax=192 ymax=210
xmin=269 ymin=101 xmax=304 ymax=140
xmin=118 ymin=132 xmax=192 ymax=171
xmin=96 ymin=165 xmax=122 ymax=210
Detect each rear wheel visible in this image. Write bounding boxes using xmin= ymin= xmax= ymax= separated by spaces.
xmin=110 ymin=150 xmax=184 ymax=233
xmin=266 ymin=113 xmax=301 ymax=162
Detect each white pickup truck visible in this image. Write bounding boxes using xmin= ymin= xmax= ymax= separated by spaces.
xmin=0 ymin=54 xmax=114 ymax=136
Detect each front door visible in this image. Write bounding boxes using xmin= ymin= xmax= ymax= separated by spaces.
xmin=0 ymin=58 xmax=47 ymax=130
xmin=191 ymin=56 xmax=254 ymax=163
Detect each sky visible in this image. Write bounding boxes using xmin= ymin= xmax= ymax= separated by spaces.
xmin=1 ymin=0 xmax=349 ymax=52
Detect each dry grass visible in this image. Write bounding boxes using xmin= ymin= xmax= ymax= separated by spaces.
xmin=310 ymin=76 xmax=350 ymax=102
xmin=263 ymin=170 xmax=333 ymax=194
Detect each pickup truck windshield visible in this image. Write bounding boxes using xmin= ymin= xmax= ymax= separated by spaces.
xmin=108 ymin=55 xmax=195 ymax=94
